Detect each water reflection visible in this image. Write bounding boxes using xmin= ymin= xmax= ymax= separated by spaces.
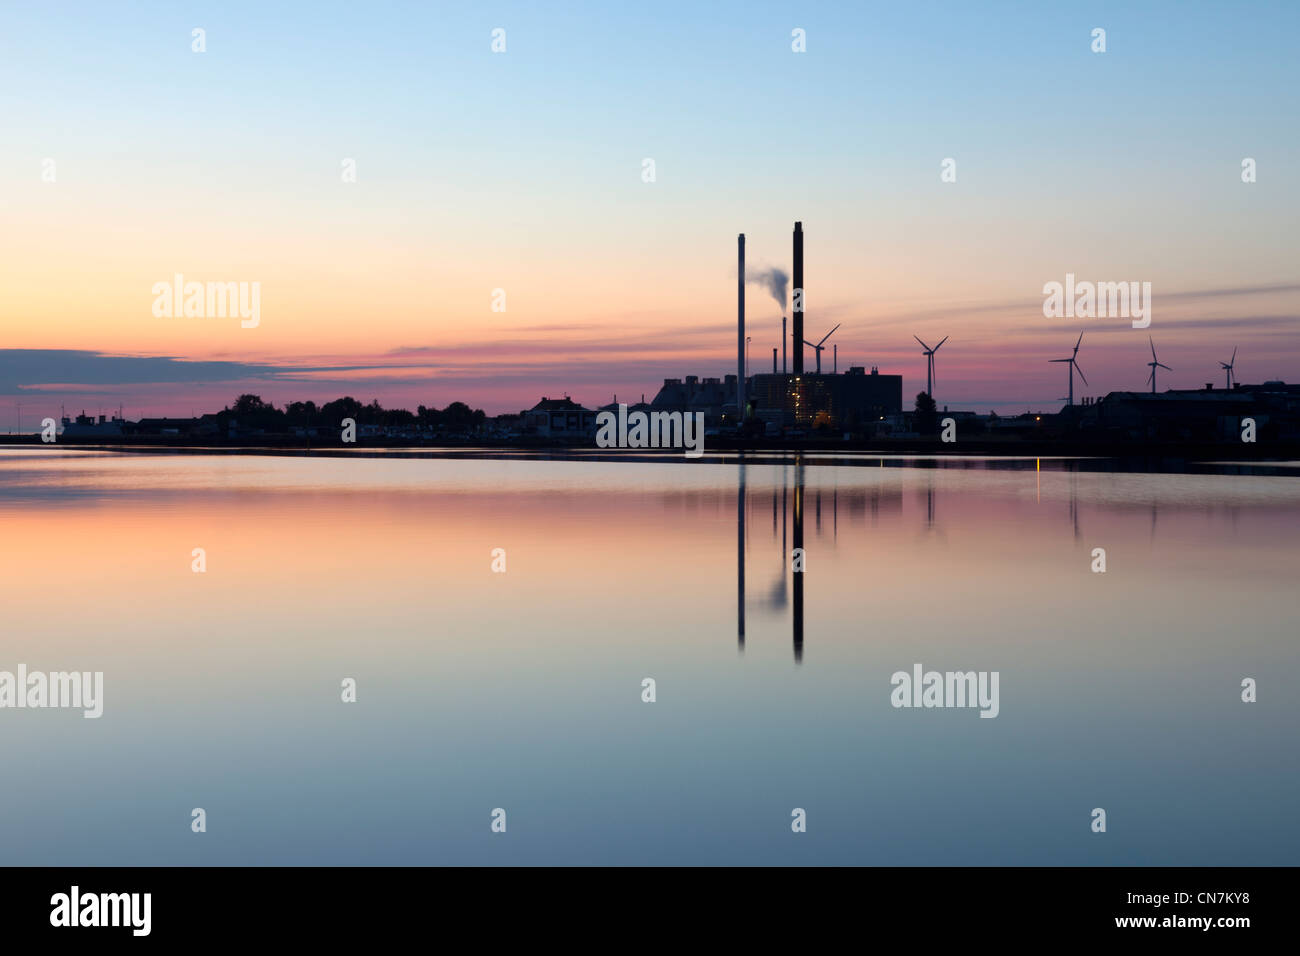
xmin=736 ymin=455 xmax=914 ymax=665
xmin=728 ymin=452 xmax=1296 ymax=670
xmin=0 ymin=449 xmax=1297 ymax=865
xmin=735 ymin=456 xmax=809 ymax=663
xmin=737 ymin=461 xmax=745 ymax=652
xmin=793 ymin=456 xmax=804 ymax=664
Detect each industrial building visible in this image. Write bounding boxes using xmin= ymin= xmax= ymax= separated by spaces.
xmin=1063 ymin=381 xmax=1300 ymax=442
xmin=646 ymin=375 xmax=737 ymax=426
xmin=643 ymin=366 xmax=903 ymax=433
xmin=749 ymin=367 xmax=902 ymax=430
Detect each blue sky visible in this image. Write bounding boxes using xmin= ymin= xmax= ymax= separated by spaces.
xmin=1 ymin=1 xmax=1297 ymax=419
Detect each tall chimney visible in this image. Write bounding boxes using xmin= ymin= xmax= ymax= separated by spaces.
xmin=737 ymin=233 xmax=746 ymax=418
xmin=773 ymin=348 xmax=778 ymax=374
xmin=792 ymin=222 xmax=804 ymax=375
xmin=782 ymin=316 xmax=787 ymax=374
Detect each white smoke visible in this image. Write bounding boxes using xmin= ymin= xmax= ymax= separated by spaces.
xmin=745 ymin=266 xmax=789 ymax=312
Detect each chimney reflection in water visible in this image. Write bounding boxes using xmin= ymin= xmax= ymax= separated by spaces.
xmin=735 ymin=457 xmax=805 ymax=664
xmin=793 ymin=457 xmax=804 ymax=664
xmin=737 ymin=461 xmax=746 ymax=653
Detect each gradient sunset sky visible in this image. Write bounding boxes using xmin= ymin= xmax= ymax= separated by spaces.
xmin=2 ymin=0 xmax=1297 ymax=426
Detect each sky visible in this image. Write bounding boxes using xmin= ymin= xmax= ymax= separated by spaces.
xmin=2 ymin=0 xmax=1298 ymax=425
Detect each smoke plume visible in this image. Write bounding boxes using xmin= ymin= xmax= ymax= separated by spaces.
xmin=745 ymin=266 xmax=789 ymax=312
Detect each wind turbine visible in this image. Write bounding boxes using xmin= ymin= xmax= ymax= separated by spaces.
xmin=914 ymin=335 xmax=948 ymax=399
xmin=803 ymin=323 xmax=840 ymax=374
xmin=1146 ymin=337 xmax=1170 ymax=394
xmin=1220 ymin=347 xmax=1237 ymax=389
xmin=1049 ymin=331 xmax=1088 ymax=406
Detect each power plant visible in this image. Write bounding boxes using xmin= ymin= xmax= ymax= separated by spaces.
xmin=642 ymin=221 xmax=903 ymax=433
xmin=625 ymin=223 xmax=1298 ymax=445
xmin=746 ymin=222 xmax=901 ymax=431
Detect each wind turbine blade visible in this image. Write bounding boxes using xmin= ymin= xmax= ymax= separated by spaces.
xmin=1074 ymin=331 xmax=1084 ymax=353
xmin=1230 ymin=346 xmax=1237 ymax=365
xmin=818 ymin=323 xmax=841 ymax=347
xmin=1049 ymin=358 xmax=1070 ymax=363
xmin=934 ymin=336 xmax=949 ymax=350
xmin=1157 ymin=362 xmax=1171 ymax=370
xmin=1074 ymin=362 xmax=1088 ymax=386
xmin=914 ymin=335 xmax=931 ymax=351
xmin=1149 ymin=336 xmax=1157 ymax=360
xmin=803 ymin=340 xmax=817 ymax=349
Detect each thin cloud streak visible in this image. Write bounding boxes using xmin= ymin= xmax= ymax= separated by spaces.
xmin=2 ymin=275 xmax=1296 ymax=421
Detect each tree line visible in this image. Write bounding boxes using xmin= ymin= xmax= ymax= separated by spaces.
xmin=222 ymin=394 xmax=488 ymax=430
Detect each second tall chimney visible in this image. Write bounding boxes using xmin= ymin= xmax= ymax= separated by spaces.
xmin=737 ymin=233 xmax=746 ymax=419
xmin=792 ymin=222 xmax=804 ymax=376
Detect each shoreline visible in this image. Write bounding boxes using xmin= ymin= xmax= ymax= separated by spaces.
xmin=1 ymin=435 xmax=1297 ymax=475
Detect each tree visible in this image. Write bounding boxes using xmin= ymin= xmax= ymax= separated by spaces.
xmin=233 ymin=394 xmax=274 ymax=416
xmin=320 ymin=396 xmax=364 ymax=423
xmin=443 ymin=401 xmax=475 ymax=427
xmin=284 ymin=401 xmax=318 ymax=424
xmin=228 ymin=394 xmax=283 ymax=430
xmin=214 ymin=394 xmax=487 ymax=436
xmin=915 ymin=391 xmax=938 ymax=435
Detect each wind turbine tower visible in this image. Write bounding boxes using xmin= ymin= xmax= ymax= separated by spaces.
xmin=1220 ymin=347 xmax=1237 ymax=389
xmin=1049 ymin=331 xmax=1088 ymax=406
xmin=1146 ymin=337 xmax=1171 ymax=394
xmin=914 ymin=335 xmax=948 ymax=400
xmin=804 ymin=324 xmax=840 ymax=375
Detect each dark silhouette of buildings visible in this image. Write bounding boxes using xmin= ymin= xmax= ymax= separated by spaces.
xmin=1061 ymin=381 xmax=1300 ymax=442
xmin=522 ymin=397 xmax=597 ymax=437
xmin=749 ymin=366 xmax=902 ymax=430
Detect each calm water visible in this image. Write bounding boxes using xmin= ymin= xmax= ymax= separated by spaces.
xmin=1 ymin=448 xmax=1297 ymax=865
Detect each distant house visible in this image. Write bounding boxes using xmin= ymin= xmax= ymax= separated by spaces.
xmin=522 ymin=397 xmax=597 ymax=437
xmin=60 ymin=412 xmax=127 ymax=437
xmin=131 ymin=417 xmax=201 ymax=437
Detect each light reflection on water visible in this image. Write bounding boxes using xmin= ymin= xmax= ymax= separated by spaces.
xmin=0 ymin=449 xmax=1296 ymax=865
